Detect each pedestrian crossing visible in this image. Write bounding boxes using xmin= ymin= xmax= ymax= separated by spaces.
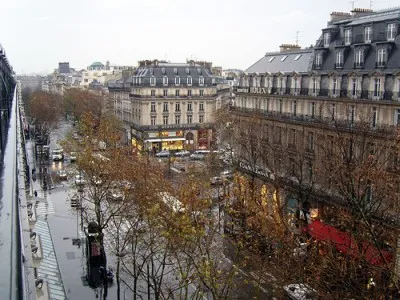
xmin=34 ymin=219 xmax=67 ymax=300
xmin=35 ymin=193 xmax=56 ymax=217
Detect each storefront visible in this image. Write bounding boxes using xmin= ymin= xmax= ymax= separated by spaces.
xmin=144 ymin=130 xmax=185 ymax=152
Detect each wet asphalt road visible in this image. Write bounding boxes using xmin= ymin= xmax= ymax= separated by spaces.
xmin=29 ymin=120 xmax=277 ymax=300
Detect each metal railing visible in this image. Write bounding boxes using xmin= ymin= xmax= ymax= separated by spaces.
xmin=0 ymin=85 xmax=22 ymax=299
xmin=230 ymin=106 xmax=398 ymax=135
xmin=235 ymin=86 xmax=398 ymax=102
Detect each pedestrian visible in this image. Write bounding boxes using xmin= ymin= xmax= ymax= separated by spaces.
xmin=34 ymin=190 xmax=38 ymax=197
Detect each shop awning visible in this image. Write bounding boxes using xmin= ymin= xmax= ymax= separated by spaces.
xmin=308 ymin=220 xmax=358 ymax=255
xmin=307 ymin=220 xmax=393 ymax=266
xmin=144 ymin=138 xmax=185 ymax=142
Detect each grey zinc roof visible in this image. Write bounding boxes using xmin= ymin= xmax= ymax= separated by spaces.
xmin=130 ymin=63 xmax=216 ymax=87
xmin=245 ymin=49 xmax=313 ymax=74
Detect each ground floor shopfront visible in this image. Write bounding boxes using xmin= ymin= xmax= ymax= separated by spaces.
xmin=131 ymin=127 xmax=215 ymax=153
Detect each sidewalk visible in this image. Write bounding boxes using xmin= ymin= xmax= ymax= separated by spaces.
xmin=25 ymin=138 xmax=67 ymax=300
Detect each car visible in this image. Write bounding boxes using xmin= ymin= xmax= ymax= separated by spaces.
xmin=52 ymin=148 xmax=64 ymax=161
xmin=70 ymin=152 xmax=77 ymax=162
xmin=109 ymin=189 xmax=124 ymax=201
xmin=220 ymin=170 xmax=234 ymax=180
xmin=155 ymin=150 xmax=170 ymax=158
xmin=58 ymin=170 xmax=68 ymax=180
xmin=70 ymin=195 xmax=80 ymax=208
xmin=75 ymin=174 xmax=86 ymax=186
xmin=283 ymin=284 xmax=317 ymax=300
xmin=210 ymin=176 xmax=224 ymax=185
xmin=175 ymin=150 xmax=190 ymax=157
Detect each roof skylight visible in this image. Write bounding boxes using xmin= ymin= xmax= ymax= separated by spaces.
xmin=268 ymin=57 xmax=275 ymax=62
xmin=294 ymin=54 xmax=302 ymax=61
xmin=281 ymin=55 xmax=288 ymax=61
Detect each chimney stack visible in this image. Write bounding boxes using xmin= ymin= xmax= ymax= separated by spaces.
xmin=279 ymin=44 xmax=301 ymax=53
xmin=330 ymin=11 xmax=351 ymax=22
xmin=351 ymin=8 xmax=374 ymax=17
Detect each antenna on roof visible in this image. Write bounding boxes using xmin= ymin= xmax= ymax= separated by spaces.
xmin=369 ymin=0 xmax=373 ymax=9
xmin=349 ymin=0 xmax=357 ymax=10
xmin=296 ymin=31 xmax=302 ymax=46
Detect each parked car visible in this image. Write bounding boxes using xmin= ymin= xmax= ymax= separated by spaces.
xmin=283 ymin=284 xmax=317 ymax=300
xmin=210 ymin=176 xmax=224 ymax=185
xmin=175 ymin=150 xmax=190 ymax=157
xmin=155 ymin=150 xmax=170 ymax=158
xmin=70 ymin=195 xmax=80 ymax=208
xmin=58 ymin=169 xmax=68 ymax=180
xmin=70 ymin=152 xmax=77 ymax=162
xmin=75 ymin=174 xmax=86 ymax=186
xmin=109 ymin=189 xmax=124 ymax=201
xmin=220 ymin=169 xmax=234 ymax=180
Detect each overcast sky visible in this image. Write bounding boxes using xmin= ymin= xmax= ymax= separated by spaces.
xmin=1 ymin=0 xmax=397 ymax=74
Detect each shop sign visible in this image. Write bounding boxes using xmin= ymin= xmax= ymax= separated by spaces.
xmin=237 ymin=87 xmax=268 ymax=94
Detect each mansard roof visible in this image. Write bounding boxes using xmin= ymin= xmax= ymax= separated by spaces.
xmin=127 ymin=62 xmax=215 ymax=87
xmin=245 ymin=49 xmax=312 ymax=74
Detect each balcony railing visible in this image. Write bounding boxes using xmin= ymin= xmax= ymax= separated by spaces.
xmin=131 ymin=122 xmax=214 ymax=132
xmin=129 ymin=93 xmax=218 ymax=99
xmin=235 ymin=86 xmax=399 ymax=102
xmin=230 ymin=106 xmax=397 ymax=135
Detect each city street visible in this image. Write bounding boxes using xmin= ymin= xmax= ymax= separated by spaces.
xmin=27 ymin=119 xmax=278 ymax=300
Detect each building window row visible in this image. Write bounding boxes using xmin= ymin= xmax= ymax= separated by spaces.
xmin=329 ymin=23 xmax=396 ymax=47
xmin=149 ymin=89 xmax=205 ymax=97
xmin=151 ymin=101 xmax=201 ymax=113
xmin=159 ymin=76 xmax=204 ymax=86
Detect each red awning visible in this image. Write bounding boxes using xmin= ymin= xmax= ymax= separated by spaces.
xmin=361 ymin=242 xmax=393 ymax=266
xmin=307 ymin=220 xmax=393 ymax=266
xmin=307 ymin=220 xmax=358 ymax=255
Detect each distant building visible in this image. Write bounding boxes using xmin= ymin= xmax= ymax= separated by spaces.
xmin=58 ymin=62 xmax=70 ymax=74
xmin=108 ymin=59 xmax=229 ymax=151
xmin=17 ymin=75 xmax=43 ymax=91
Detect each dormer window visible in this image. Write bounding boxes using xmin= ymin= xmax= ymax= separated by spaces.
xmin=323 ymin=32 xmax=330 ymax=47
xmin=365 ymin=26 xmax=372 ymax=43
xmin=387 ymin=23 xmax=396 ymax=41
xmin=344 ymin=29 xmax=352 ymax=45
xmin=163 ymin=76 xmax=168 ymax=86
xmin=185 ymin=67 xmax=190 ymax=75
xmin=150 ymin=68 xmax=154 ymax=75
xmin=174 ymin=67 xmax=178 ymax=75
xmin=150 ymin=76 xmax=156 ymax=86
xmin=161 ymin=68 xmax=166 ymax=75
xmin=197 ymin=68 xmax=202 ymax=75
xmin=175 ymin=76 xmax=180 ymax=85
xmin=187 ymin=76 xmax=192 ymax=86
xmin=315 ymin=53 xmax=322 ymax=68
xmin=377 ymin=48 xmax=386 ymax=67
xmin=335 ymin=51 xmax=343 ymax=68
xmin=355 ymin=49 xmax=364 ymax=68
xmin=199 ymin=76 xmax=204 ymax=86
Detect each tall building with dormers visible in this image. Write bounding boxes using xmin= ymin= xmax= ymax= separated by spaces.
xmin=232 ymin=7 xmax=400 ymax=222
xmin=109 ymin=60 xmax=228 ymax=152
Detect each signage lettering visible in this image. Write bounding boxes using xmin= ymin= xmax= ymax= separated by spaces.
xmin=236 ymin=87 xmax=269 ymax=94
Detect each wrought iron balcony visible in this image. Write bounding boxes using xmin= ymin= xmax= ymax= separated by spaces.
xmin=230 ymin=106 xmax=397 ymax=135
